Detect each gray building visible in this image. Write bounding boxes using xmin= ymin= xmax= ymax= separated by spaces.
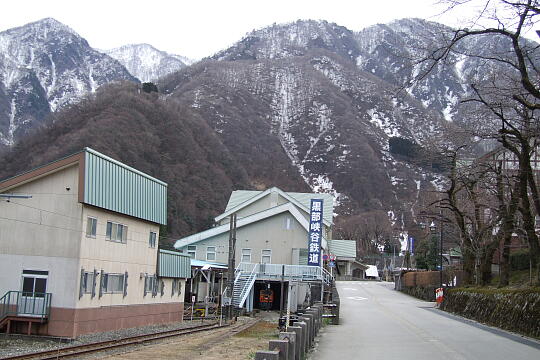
xmin=174 ymin=187 xmax=334 ymax=312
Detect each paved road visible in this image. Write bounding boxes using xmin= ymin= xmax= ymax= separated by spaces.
xmin=311 ymin=281 xmax=540 ymax=360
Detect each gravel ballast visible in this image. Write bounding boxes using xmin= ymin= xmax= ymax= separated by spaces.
xmin=0 ymin=319 xmax=215 ymax=358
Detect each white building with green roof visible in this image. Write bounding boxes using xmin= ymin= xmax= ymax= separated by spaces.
xmin=174 ymin=187 xmax=334 ymax=312
xmin=0 ymin=148 xmax=189 ymax=338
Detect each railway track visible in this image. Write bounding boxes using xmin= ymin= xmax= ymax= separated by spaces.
xmin=2 ymin=322 xmax=227 ymax=360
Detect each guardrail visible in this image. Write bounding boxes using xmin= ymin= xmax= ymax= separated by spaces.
xmin=236 ymin=263 xmax=334 ymax=284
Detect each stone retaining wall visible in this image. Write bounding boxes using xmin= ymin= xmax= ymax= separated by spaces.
xmin=440 ymin=288 xmax=540 ymax=339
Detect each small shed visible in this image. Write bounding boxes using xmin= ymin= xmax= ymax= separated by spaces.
xmin=328 ymin=240 xmax=369 ymax=279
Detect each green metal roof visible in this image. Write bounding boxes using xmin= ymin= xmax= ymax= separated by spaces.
xmin=83 ymin=148 xmax=167 ymax=225
xmin=224 ymin=188 xmax=334 ymax=224
xmin=158 ymin=249 xmax=191 ymax=278
xmin=328 ymin=240 xmax=357 ymax=258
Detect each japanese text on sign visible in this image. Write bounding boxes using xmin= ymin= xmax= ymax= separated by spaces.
xmin=308 ymin=199 xmax=324 ymax=266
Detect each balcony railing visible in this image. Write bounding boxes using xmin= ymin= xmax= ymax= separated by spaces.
xmin=0 ymin=291 xmax=52 ymax=321
xmin=236 ymin=263 xmax=333 ymax=284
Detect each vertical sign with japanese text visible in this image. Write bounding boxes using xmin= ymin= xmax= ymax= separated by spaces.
xmin=308 ymin=199 xmax=324 ymax=266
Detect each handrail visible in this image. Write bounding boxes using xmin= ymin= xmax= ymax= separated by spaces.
xmin=239 ymin=263 xmax=258 ymax=306
xmin=234 ymin=262 xmax=334 ymax=284
xmin=0 ymin=291 xmax=52 ymax=321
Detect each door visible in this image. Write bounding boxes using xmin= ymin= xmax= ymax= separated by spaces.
xmin=19 ymin=270 xmax=48 ymax=316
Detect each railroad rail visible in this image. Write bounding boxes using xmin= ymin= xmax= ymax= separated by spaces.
xmin=2 ymin=322 xmax=226 ymax=360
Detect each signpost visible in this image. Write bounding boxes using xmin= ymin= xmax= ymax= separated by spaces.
xmin=308 ymin=199 xmax=324 ymax=266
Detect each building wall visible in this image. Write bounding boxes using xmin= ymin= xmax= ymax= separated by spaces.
xmin=1 ymin=164 xmax=187 ymax=338
xmin=182 ymin=212 xmax=310 ymax=265
xmin=0 ymin=164 xmax=82 ymax=308
xmin=77 ymin=206 xmax=163 ymax=308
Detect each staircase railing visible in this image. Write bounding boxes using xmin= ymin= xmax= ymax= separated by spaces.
xmin=0 ymin=291 xmax=52 ymax=322
xmin=233 ymin=264 xmax=259 ymax=308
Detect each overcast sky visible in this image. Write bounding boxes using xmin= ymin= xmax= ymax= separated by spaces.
xmin=0 ymin=0 xmax=533 ymax=59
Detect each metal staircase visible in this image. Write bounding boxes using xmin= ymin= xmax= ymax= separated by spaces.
xmin=232 ymin=264 xmax=258 ymax=308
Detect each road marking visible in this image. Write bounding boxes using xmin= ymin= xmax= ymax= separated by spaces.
xmin=345 ymin=296 xmax=368 ymax=301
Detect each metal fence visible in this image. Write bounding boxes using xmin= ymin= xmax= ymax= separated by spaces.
xmin=236 ymin=263 xmax=333 ymax=284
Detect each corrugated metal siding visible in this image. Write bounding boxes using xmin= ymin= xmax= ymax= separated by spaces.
xmin=328 ymin=240 xmax=356 ymax=258
xmin=83 ymin=148 xmax=167 ymax=224
xmin=158 ymin=250 xmax=191 ymax=278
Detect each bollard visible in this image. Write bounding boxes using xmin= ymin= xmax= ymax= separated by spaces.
xmin=255 ymin=350 xmax=280 ymax=360
xmin=307 ymin=309 xmax=319 ymax=334
xmin=302 ymin=314 xmax=315 ymax=344
xmin=294 ymin=321 xmax=308 ymax=355
xmin=269 ymin=339 xmax=289 ymax=360
xmin=299 ymin=316 xmax=312 ymax=349
xmin=332 ymin=301 xmax=340 ymax=325
xmin=288 ymin=326 xmax=303 ymax=360
xmin=279 ymin=332 xmax=296 ymax=360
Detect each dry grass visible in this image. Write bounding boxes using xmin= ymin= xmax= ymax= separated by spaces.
xmin=235 ymin=321 xmax=279 ymax=339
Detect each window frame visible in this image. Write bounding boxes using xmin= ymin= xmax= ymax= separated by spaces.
xmin=86 ymin=217 xmax=97 ymax=238
xmin=101 ymin=273 xmax=125 ymax=294
xmin=149 ymin=231 xmax=157 ymax=248
xmin=187 ymin=245 xmax=197 ymax=258
xmin=82 ymin=271 xmax=95 ymax=294
xmin=241 ymin=248 xmax=251 ymax=263
xmin=261 ymin=249 xmax=272 ymax=264
xmin=206 ymin=246 xmax=216 ymax=261
xmin=106 ymin=221 xmax=128 ymax=244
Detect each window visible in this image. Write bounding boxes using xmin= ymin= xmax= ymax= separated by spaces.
xmin=187 ymin=245 xmax=197 ymax=258
xmin=106 ymin=221 xmax=128 ymax=243
xmin=241 ymin=248 xmax=251 ymax=263
xmin=86 ymin=217 xmax=97 ymax=237
xmin=171 ymin=279 xmax=183 ymax=297
xmin=206 ymin=246 xmax=216 ymax=261
xmin=285 ymin=216 xmax=292 ymax=230
xmin=101 ymin=273 xmax=125 ymax=293
xmin=82 ymin=271 xmax=94 ymax=293
xmin=149 ymin=231 xmax=157 ymax=248
xmin=144 ymin=275 xmax=158 ymax=297
xmin=79 ymin=269 xmax=98 ymax=299
xmin=261 ymin=249 xmax=272 ymax=264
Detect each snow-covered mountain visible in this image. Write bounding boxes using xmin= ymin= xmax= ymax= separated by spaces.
xmin=105 ymin=43 xmax=190 ymax=82
xmin=1 ymin=17 xmax=523 ymax=237
xmin=0 ymin=18 xmax=136 ymax=147
xmin=162 ymin=19 xmax=458 ymax=223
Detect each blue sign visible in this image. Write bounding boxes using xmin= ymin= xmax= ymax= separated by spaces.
xmin=409 ymin=236 xmax=415 ymax=255
xmin=328 ymin=261 xmax=335 ymax=267
xmin=308 ymin=199 xmax=324 ymax=266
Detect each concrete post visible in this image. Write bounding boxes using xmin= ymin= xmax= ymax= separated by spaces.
xmin=279 ymin=332 xmax=296 ymax=360
xmin=302 ymin=314 xmax=315 ymax=343
xmin=269 ymin=339 xmax=289 ymax=360
xmin=288 ymin=326 xmax=303 ymax=360
xmin=255 ymin=350 xmax=280 ymax=360
xmin=294 ymin=321 xmax=308 ymax=354
xmin=307 ymin=310 xmax=319 ymax=333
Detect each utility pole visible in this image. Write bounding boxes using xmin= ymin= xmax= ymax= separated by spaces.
xmin=439 ymin=216 xmax=444 ymax=288
xmin=226 ymin=213 xmax=237 ymax=320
